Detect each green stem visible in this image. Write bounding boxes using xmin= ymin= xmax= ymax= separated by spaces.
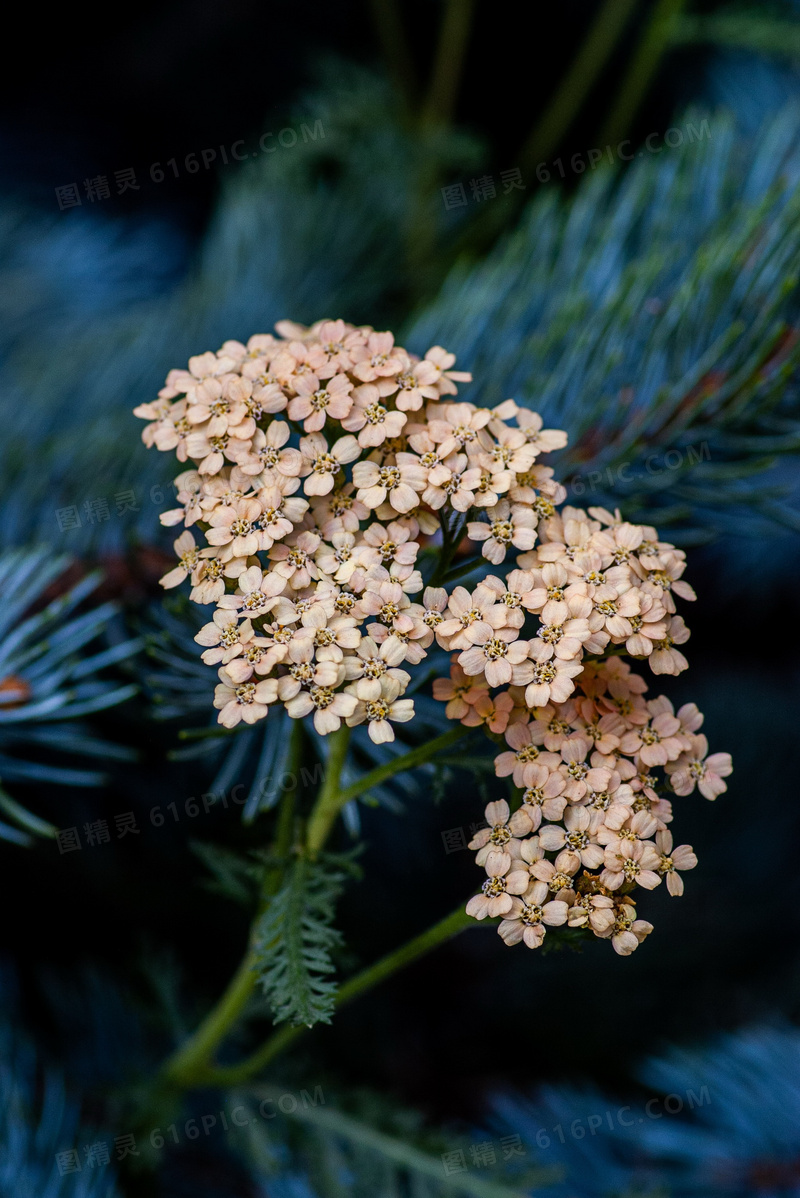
xmin=420 ymin=0 xmax=475 ymax=129
xmin=598 ymin=0 xmax=688 ymax=147
xmin=156 ymin=723 xmax=473 ymax=1092
xmin=305 ymin=723 xmax=352 ymax=858
xmin=160 ymin=722 xmax=304 ymax=1087
xmin=429 ymin=510 xmax=468 ymax=586
xmin=161 ymin=954 xmax=257 ymax=1087
xmin=201 ymin=903 xmax=476 ymax=1088
xmin=518 ymin=0 xmax=640 ymax=176
xmin=367 ymin=0 xmax=418 ymax=114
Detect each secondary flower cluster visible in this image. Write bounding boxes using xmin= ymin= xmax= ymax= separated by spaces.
xmin=447 ymin=657 xmax=731 ymax=954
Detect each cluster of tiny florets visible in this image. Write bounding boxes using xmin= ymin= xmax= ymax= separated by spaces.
xmin=134 ymin=319 xmax=568 ymax=740
xmin=455 ymin=658 xmax=731 ymax=954
xmin=135 ymin=318 xmax=731 ymax=955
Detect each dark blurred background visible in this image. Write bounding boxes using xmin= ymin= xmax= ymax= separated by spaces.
xmin=3 ymin=2 xmax=800 ymax=1195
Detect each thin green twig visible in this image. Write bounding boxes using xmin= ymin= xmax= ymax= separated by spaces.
xmin=519 ymin=0 xmax=641 ymax=176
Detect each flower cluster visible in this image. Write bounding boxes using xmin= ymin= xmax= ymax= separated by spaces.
xmin=454 ymin=658 xmax=731 ymax=954
xmin=135 ymin=317 xmax=730 ymax=956
xmin=134 ymin=318 xmax=569 ymax=740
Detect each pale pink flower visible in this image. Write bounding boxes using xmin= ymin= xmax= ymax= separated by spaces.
xmin=463 ymin=690 xmax=514 ymax=733
xmin=603 ymin=899 xmax=653 ymax=955
xmin=183 ymin=428 xmax=237 ymax=475
xmin=229 ymin=420 xmax=303 ymax=480
xmin=352 ymin=454 xmax=428 ymax=513
xmin=224 ymin=639 xmax=282 ymax=683
xmin=478 ymin=424 xmax=537 ymax=480
xmin=494 ymin=721 xmax=550 ymax=787
xmin=497 ymin=881 xmax=569 ymax=949
xmin=597 ymin=806 xmax=659 ymax=850
xmin=567 ymin=893 xmax=615 ymax=934
xmin=160 ymin=530 xmax=200 ymax=589
xmin=288 ymin=372 xmax=353 ymax=432
xmin=557 ymin=736 xmax=613 ymax=802
xmin=341 ymin=383 xmax=408 ymax=447
xmin=369 ymin=621 xmax=430 ymax=666
xmin=526 ymin=701 xmax=578 ymax=752
xmin=134 ymin=393 xmax=176 ymax=441
xmin=195 ymin=610 xmax=255 ymax=665
xmin=621 ymin=698 xmax=688 ymax=767
xmin=432 ymin=662 xmax=488 ymax=720
xmin=149 ymin=403 xmax=193 ymax=461
xmin=623 ymin=593 xmax=668 ymax=657
xmin=425 ymin=402 xmax=491 ymax=452
xmin=160 ymin=470 xmax=204 ymax=527
xmin=271 ymin=339 xmax=332 ymax=389
xmin=356 ymin=579 xmax=413 ymax=633
xmin=529 ymin=850 xmax=581 ymax=896
xmin=458 ymin=626 xmax=530 ymax=688
xmin=189 ymin=552 xmax=230 ymax=604
xmin=188 ymin=350 xmax=233 ymax=380
xmin=600 ymin=838 xmax=662 ymax=892
xmin=342 ymin=635 xmax=410 ymax=699
xmin=311 ymin=485 xmax=370 ymax=535
xmin=655 ymin=829 xmax=697 ymax=896
xmin=205 ymin=496 xmax=262 ymax=557
xmin=249 ymin=619 xmax=311 ymax=669
xmin=213 ymin=669 xmax=278 ymax=728
xmin=268 ymin=531 xmax=322 ymax=590
xmin=277 ymin=640 xmax=340 ymax=703
xmin=436 ymin=585 xmax=507 ymax=651
xmin=639 ymin=555 xmax=696 ymax=612
xmin=528 ymin=595 xmax=591 ymax=663
xmin=186 ymin=375 xmax=254 ymax=440
xmin=314 ymin=319 xmax=364 ymax=370
xmin=514 ymin=409 xmax=568 ymax=456
xmin=358 ymin=521 xmax=419 ymax=578
xmin=419 ymin=585 xmax=449 ymax=635
xmin=390 ymin=355 xmax=440 ymax=411
xmin=523 ymin=657 xmax=584 ymax=708
xmin=255 ymin=487 xmax=309 ymax=550
xmin=465 ymin=850 xmax=530 ymax=919
xmin=308 ymin=616 xmax=362 ymax=663
xmin=285 ymin=684 xmax=358 ymax=736
xmin=424 ymin=346 xmax=472 ymax=396
xmin=346 ymin=674 xmax=414 ymax=743
xmin=350 ymin=331 xmax=404 ymax=382
xmin=219 ymin=565 xmax=282 ymax=615
xmin=538 ymin=806 xmax=605 ymax=870
xmin=469 ymin=469 xmax=508 ymax=509
xmin=474 ymin=570 xmax=537 ymax=629
xmin=666 ymin=734 xmax=732 ymax=799
xmin=468 ymin=800 xmax=533 ymax=864
xmin=423 ymin=454 xmax=483 ymax=512
xmin=648 ymin=615 xmax=690 ymax=675
xmin=299 ymin=433 xmax=361 ymax=496
xmin=467 ymin=501 xmax=538 ymax=564
xmin=314 ymin=531 xmax=360 ymax=584
xmin=519 ymin=764 xmax=568 ymax=829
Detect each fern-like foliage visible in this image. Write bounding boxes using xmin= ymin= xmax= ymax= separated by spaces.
xmin=253 ymin=854 xmax=354 ymax=1028
xmin=0 ymin=547 xmax=139 ymax=844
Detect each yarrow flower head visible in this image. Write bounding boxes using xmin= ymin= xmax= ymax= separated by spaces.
xmin=135 ymin=319 xmax=729 ymax=954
